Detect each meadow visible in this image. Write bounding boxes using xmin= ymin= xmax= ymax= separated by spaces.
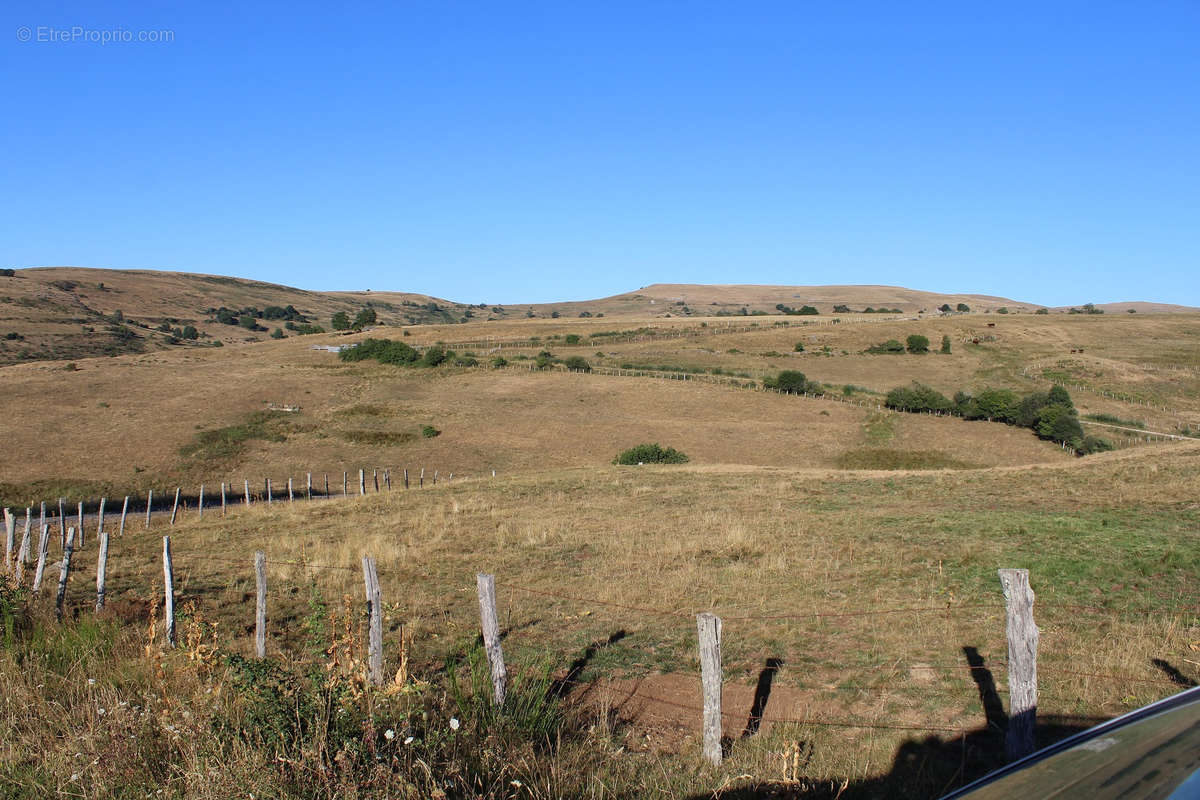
xmin=0 ymin=271 xmax=1197 ymax=798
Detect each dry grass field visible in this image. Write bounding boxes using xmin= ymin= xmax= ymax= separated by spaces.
xmin=1 ymin=268 xmax=1197 ymax=798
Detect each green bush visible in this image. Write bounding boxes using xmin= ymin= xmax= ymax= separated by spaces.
xmin=534 ymin=351 xmax=554 ymax=369
xmin=793 ymin=341 xmax=804 ymax=352
xmin=940 ymin=335 xmax=951 ymax=354
xmin=331 ymin=311 xmax=351 ymax=331
xmin=956 ymin=303 xmax=970 ymax=312
xmin=906 ymin=334 xmax=930 ymax=354
xmin=490 ymin=355 xmax=508 ymax=367
xmin=613 ymin=443 xmax=689 ymax=465
xmin=421 ymin=425 xmax=440 ymax=438
xmin=564 ymin=334 xmax=580 ymax=345
xmin=352 ymin=307 xmax=377 ymax=329
xmin=866 ymin=339 xmax=906 ymax=354
xmin=563 ymin=355 xmax=591 ymax=372
xmin=420 ymin=346 xmax=448 ymax=367
xmin=339 ymin=338 xmax=420 ymax=366
xmin=885 ymin=383 xmax=953 ymax=413
xmin=763 ymin=370 xmax=818 ymax=395
xmin=270 ymin=328 xmax=285 ymax=339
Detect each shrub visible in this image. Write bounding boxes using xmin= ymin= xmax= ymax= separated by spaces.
xmin=490 ymin=355 xmax=508 ymax=367
xmin=352 ymin=307 xmax=377 ymax=329
xmin=420 ymin=347 xmax=448 ymax=367
xmin=4 ymin=332 xmax=23 ymax=340
xmin=331 ymin=311 xmax=351 ymax=331
xmin=1035 ymin=403 xmax=1083 ymax=449
xmin=996 ymin=307 xmax=1009 ymax=314
xmin=564 ymin=334 xmax=580 ymax=345
xmin=794 ymin=341 xmax=804 ymax=352
xmin=270 ymin=328 xmax=285 ymax=339
xmin=613 ymin=443 xmax=689 ymax=465
xmin=866 ymin=339 xmax=906 ymax=354
xmin=339 ymin=338 xmax=420 ymax=366
xmin=906 ymin=334 xmax=930 ymax=354
xmin=0 ymin=269 xmax=15 ymax=277
xmin=885 ymin=383 xmax=953 ymax=413
xmin=956 ymin=303 xmax=970 ymax=312
xmin=940 ymin=335 xmax=951 ymax=354
xmin=764 ymin=370 xmax=816 ymax=395
xmin=1036 ymin=308 xmax=1049 ymax=314
xmin=1080 ymin=435 xmax=1115 ymax=454
xmin=563 ymin=355 xmax=591 ymax=372
xmin=421 ymin=425 xmax=440 ymax=438
xmin=534 ymin=351 xmax=554 ymax=369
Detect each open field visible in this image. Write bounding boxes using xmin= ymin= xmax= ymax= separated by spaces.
xmin=1 ymin=269 xmax=1198 ymax=798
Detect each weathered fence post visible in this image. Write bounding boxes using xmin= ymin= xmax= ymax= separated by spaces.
xmin=97 ymin=497 xmax=106 ymax=533
xmin=96 ymin=531 xmax=110 ymax=611
xmin=362 ymin=556 xmax=383 ymax=686
xmin=433 ymin=470 xmax=438 ymax=485
xmin=324 ymin=473 xmax=329 ymax=497
xmin=220 ymin=483 xmax=227 ymax=516
xmin=404 ymin=468 xmax=409 ymax=489
xmin=343 ymin=471 xmax=348 ymax=496
xmin=306 ymin=473 xmax=312 ymax=500
xmin=475 ymin=573 xmax=507 ymax=705
xmin=15 ymin=509 xmax=32 ymax=585
xmin=373 ymin=469 xmax=379 ymax=492
xmin=118 ymin=496 xmax=129 ymax=537
xmin=420 ymin=468 xmax=425 ymax=488
xmin=198 ymin=485 xmax=204 ymax=517
xmin=3 ymin=508 xmax=13 ymax=573
xmin=58 ymin=504 xmax=66 ymax=549
xmin=266 ymin=478 xmax=272 ymax=505
xmin=31 ymin=524 xmax=51 ymax=593
xmin=170 ymin=488 xmax=181 ymax=525
xmin=697 ymin=612 xmax=724 ymax=766
xmin=254 ymin=551 xmax=267 ymax=658
xmin=359 ymin=469 xmax=366 ymax=496
xmin=55 ymin=527 xmax=76 ymax=621
xmin=77 ymin=502 xmax=85 ymax=548
xmin=163 ymin=536 xmax=176 ymax=647
xmin=384 ymin=469 xmax=391 ymax=490
xmin=288 ymin=478 xmax=294 ymax=502
xmin=39 ymin=502 xmax=45 ymax=540
xmin=244 ymin=479 xmax=251 ymax=507
xmin=145 ymin=490 xmax=153 ymax=529
xmin=998 ymin=568 xmax=1038 ymax=761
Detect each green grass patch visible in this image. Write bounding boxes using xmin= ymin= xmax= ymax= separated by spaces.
xmin=339 ymin=430 xmax=418 ymax=446
xmin=179 ymin=411 xmax=293 ymax=461
xmin=1084 ymin=412 xmax=1146 ymax=429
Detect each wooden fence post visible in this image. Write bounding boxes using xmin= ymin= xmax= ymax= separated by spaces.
xmin=307 ymin=473 xmax=312 ymax=500
xmin=343 ymin=471 xmax=348 ymax=496
xmin=266 ymin=478 xmax=272 ymax=505
xmin=362 ymin=556 xmax=383 ymax=686
xmin=15 ymin=509 xmax=32 ymax=585
xmin=244 ymin=479 xmax=251 ymax=507
xmin=39 ymin=502 xmax=45 ymax=541
xmin=359 ymin=469 xmax=366 ymax=496
xmin=404 ymin=468 xmax=409 ymax=489
xmin=97 ymin=497 xmax=106 ymax=533
xmin=31 ymin=524 xmax=51 ymax=593
xmin=220 ymin=483 xmax=227 ymax=516
xmin=77 ymin=502 xmax=85 ymax=548
xmin=3 ymin=508 xmax=12 ymax=573
xmin=324 ymin=473 xmax=329 ymax=497
xmin=255 ymin=551 xmax=267 ymax=658
xmin=384 ymin=469 xmax=391 ymax=490
xmin=475 ymin=573 xmax=507 ymax=705
xmin=163 ymin=536 xmax=176 ymax=647
xmin=119 ymin=496 xmax=129 ymax=537
xmin=96 ymin=531 xmax=110 ymax=611
xmin=55 ymin=527 xmax=76 ymax=621
xmin=373 ymin=469 xmax=379 ymax=492
xmin=145 ymin=490 xmax=153 ymax=529
xmin=198 ymin=485 xmax=204 ymax=517
xmin=288 ymin=478 xmax=294 ymax=502
xmin=697 ymin=612 xmax=724 ymax=766
xmin=170 ymin=488 xmax=181 ymax=525
xmin=59 ymin=503 xmax=66 ymax=549
xmin=420 ymin=468 xmax=425 ymax=488
xmin=998 ymin=568 xmax=1038 ymax=761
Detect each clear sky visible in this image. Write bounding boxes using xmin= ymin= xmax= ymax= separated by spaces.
xmin=2 ymin=2 xmax=1197 ymax=306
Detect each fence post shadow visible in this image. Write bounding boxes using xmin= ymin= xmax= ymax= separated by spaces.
xmin=963 ymin=646 xmax=1007 ymax=735
xmin=1151 ymin=658 xmax=1198 ymax=688
xmin=741 ymin=657 xmax=784 ymax=739
xmin=551 ymin=629 xmax=628 ymax=700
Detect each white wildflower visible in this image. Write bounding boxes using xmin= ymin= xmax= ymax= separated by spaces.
xmin=449 ymin=717 xmax=460 ymax=731
xmin=404 ymin=736 xmax=414 ymax=745
xmin=384 ymin=729 xmax=395 ymax=740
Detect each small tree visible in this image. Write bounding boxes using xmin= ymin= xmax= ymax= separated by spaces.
xmin=906 ymin=334 xmax=930 ymax=354
xmin=352 ymin=307 xmax=377 ymax=329
xmin=564 ymin=334 xmax=580 ymax=345
xmin=956 ymin=303 xmax=970 ymax=312
xmin=563 ymin=355 xmax=591 ymax=372
xmin=940 ymin=335 xmax=951 ymax=354
xmin=793 ymin=341 xmax=805 ymax=352
xmin=270 ymin=328 xmax=285 ymax=339
xmin=767 ymin=370 xmax=813 ymax=395
xmin=938 ymin=303 xmax=952 ymax=313
xmin=613 ymin=443 xmax=689 ymax=465
xmin=331 ymin=311 xmax=351 ymax=331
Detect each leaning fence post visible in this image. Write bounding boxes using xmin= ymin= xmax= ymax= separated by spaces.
xmin=145 ymin=490 xmax=153 ymax=529
xmin=118 ymin=496 xmax=129 ymax=537
xmin=170 ymin=488 xmax=181 ymax=525
xmin=254 ymin=551 xmax=267 ymax=658
xmin=97 ymin=497 xmax=106 ymax=534
xmin=998 ymin=568 xmax=1038 ymax=761
xmin=163 ymin=536 xmax=176 ymax=647
xmin=55 ymin=527 xmax=76 ymax=621
xmin=3 ymin=508 xmax=13 ymax=573
xmin=96 ymin=531 xmax=110 ymax=611
xmin=361 ymin=556 xmax=383 ymax=685
xmin=475 ymin=573 xmax=507 ymax=705
xmin=32 ymin=524 xmax=51 ymax=593
xmin=697 ymin=612 xmax=724 ymax=766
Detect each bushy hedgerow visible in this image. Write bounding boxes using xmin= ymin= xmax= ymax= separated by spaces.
xmin=339 ymin=338 xmax=420 ymax=365
xmin=613 ymin=443 xmax=689 ymax=465
xmin=763 ymin=370 xmax=821 ymax=395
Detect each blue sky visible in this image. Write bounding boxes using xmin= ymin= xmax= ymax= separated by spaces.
xmin=2 ymin=2 xmax=1197 ymax=305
